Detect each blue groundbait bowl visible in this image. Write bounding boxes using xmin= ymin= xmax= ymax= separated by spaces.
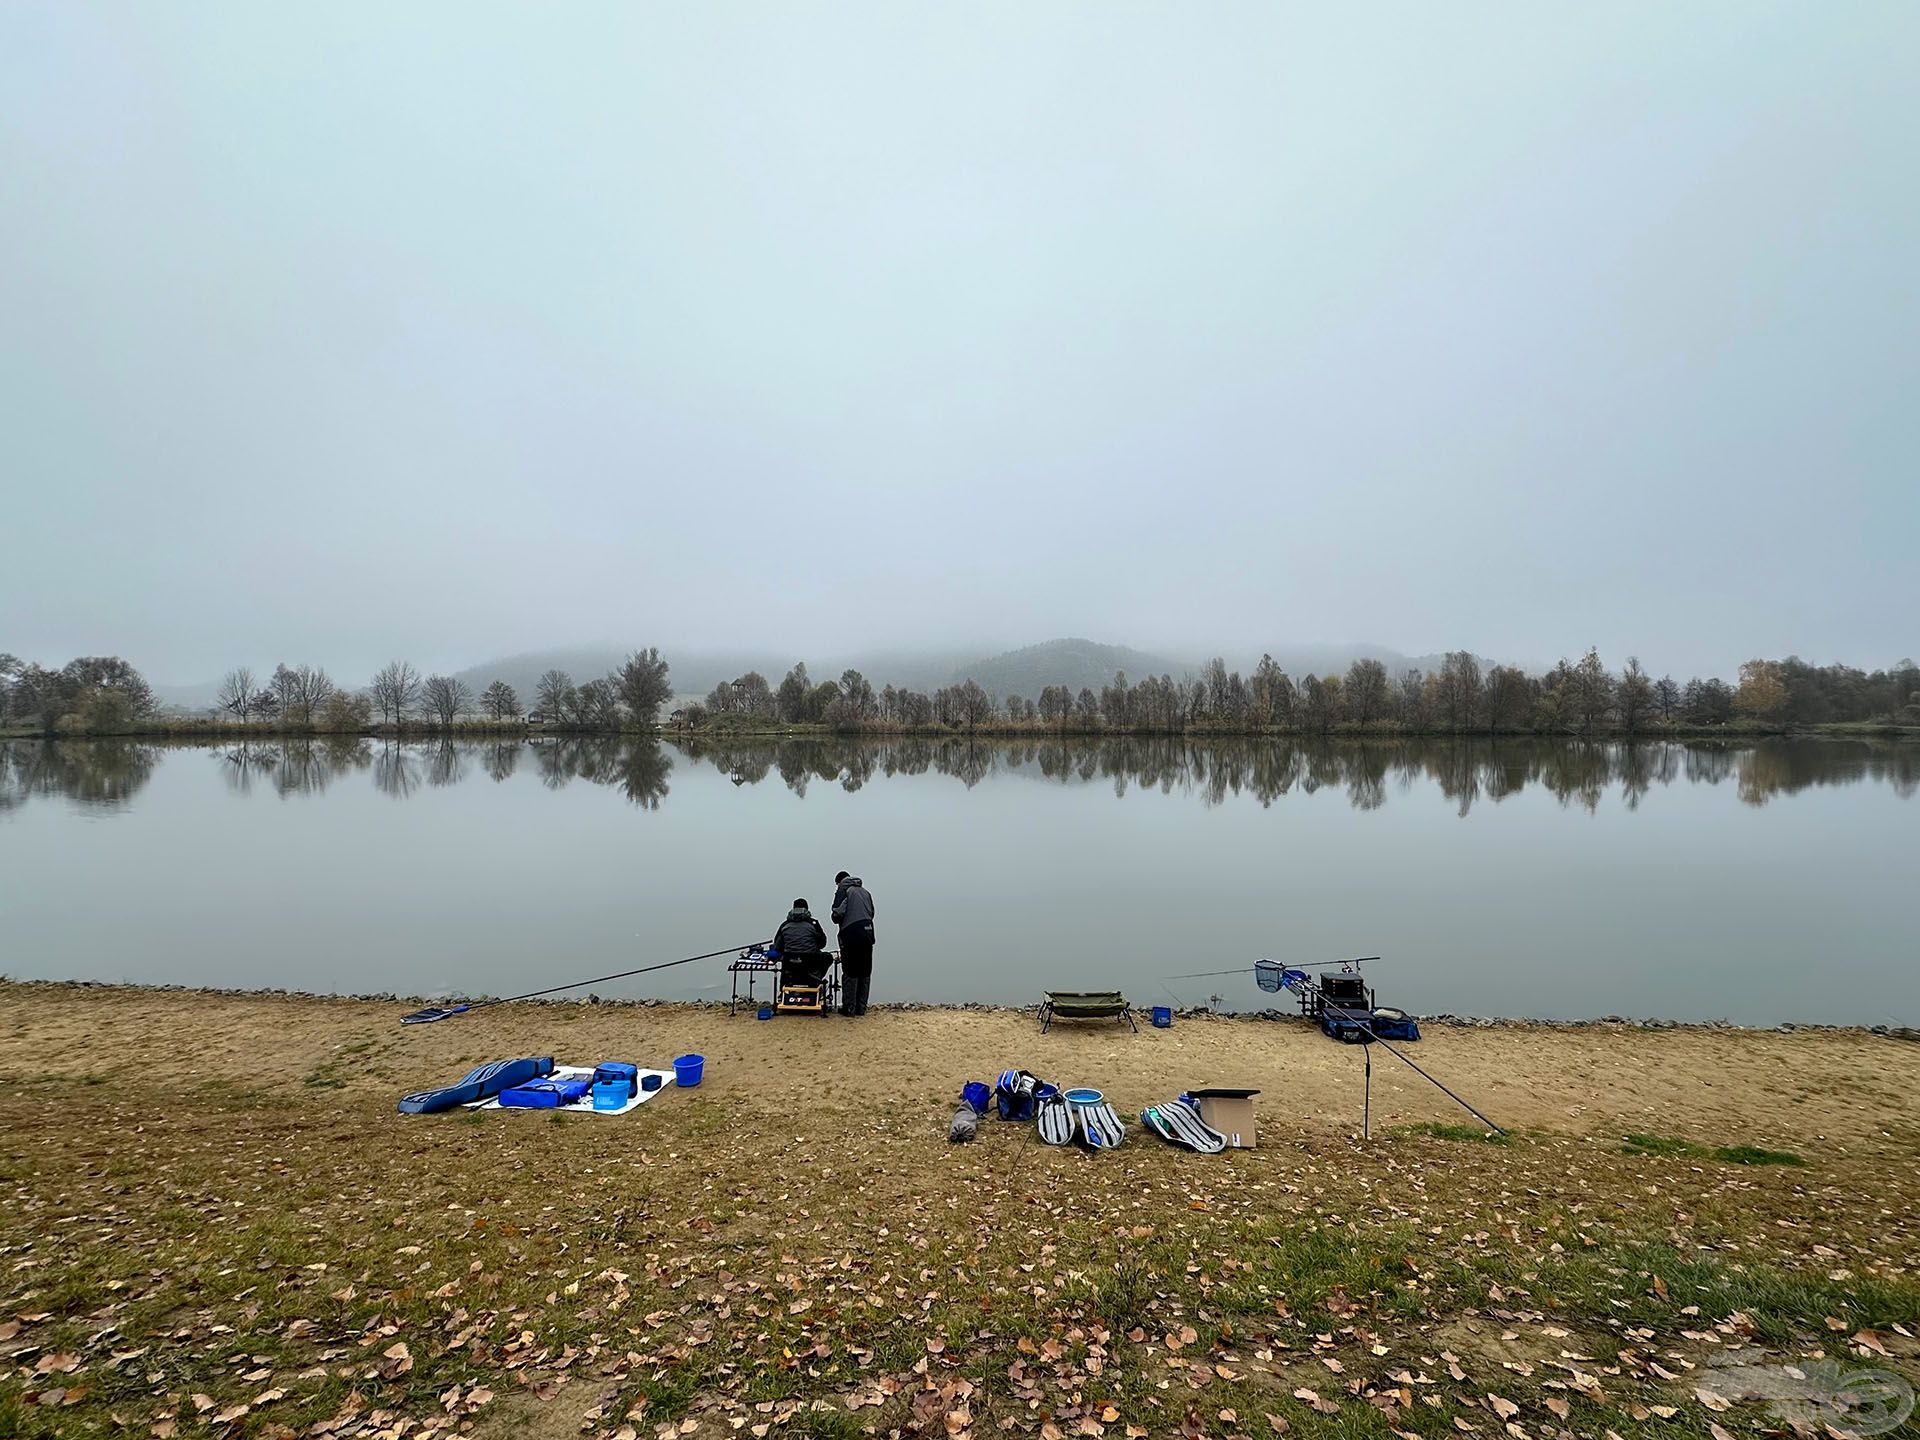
xmin=1151 ymin=1006 xmax=1173 ymax=1028
xmin=756 ymin=1005 xmax=774 ymax=1020
xmin=674 ymin=1053 xmax=705 ymax=1088
xmin=1063 ymin=1087 xmax=1103 ymax=1107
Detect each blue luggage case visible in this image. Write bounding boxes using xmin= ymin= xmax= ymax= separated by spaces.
xmin=592 ymin=1062 xmax=640 ymax=1098
xmin=500 ymin=1076 xmax=593 ymax=1109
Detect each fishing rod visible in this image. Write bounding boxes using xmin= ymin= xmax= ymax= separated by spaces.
xmin=399 ymin=942 xmax=761 ymax=1024
xmin=1263 ymin=959 xmax=1503 ymax=1134
xmin=1166 ymin=956 xmax=1380 ymax=981
xmin=1316 ymin=996 xmax=1505 ymax=1135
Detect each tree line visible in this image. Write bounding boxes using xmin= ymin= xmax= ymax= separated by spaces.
xmin=0 ymin=649 xmax=672 ymax=735
xmin=686 ymin=650 xmax=1920 ymax=735
xmin=4 ymin=645 xmax=1915 ymax=738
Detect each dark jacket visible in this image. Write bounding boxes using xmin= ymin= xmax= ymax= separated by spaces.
xmin=831 ymin=877 xmax=875 ymax=938
xmin=772 ymin=907 xmax=827 ymax=957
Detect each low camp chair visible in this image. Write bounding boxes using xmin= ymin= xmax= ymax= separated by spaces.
xmin=1038 ymin=990 xmax=1138 ymax=1034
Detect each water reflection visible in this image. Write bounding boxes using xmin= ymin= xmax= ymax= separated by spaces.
xmin=216 ymin=737 xmax=371 ymax=798
xmin=1 ymin=734 xmax=1915 ymax=815
xmin=680 ymin=734 xmax=1920 ymax=812
xmin=0 ymin=739 xmax=160 ymax=812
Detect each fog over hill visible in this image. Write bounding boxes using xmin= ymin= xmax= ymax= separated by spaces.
xmin=142 ymin=639 xmax=1492 ymax=715
xmin=448 ymin=638 xmax=1495 ymax=708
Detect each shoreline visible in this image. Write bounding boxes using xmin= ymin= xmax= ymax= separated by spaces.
xmin=6 ymin=975 xmax=1913 ymax=1038
xmin=4 ymin=979 xmax=1918 ymax=1438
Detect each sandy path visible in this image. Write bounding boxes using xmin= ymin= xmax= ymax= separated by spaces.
xmin=4 ymin=983 xmax=1916 ymax=1149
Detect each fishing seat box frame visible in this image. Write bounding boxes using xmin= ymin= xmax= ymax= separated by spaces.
xmin=1308 ymin=974 xmax=1373 ymax=1019
xmin=1038 ymin=991 xmax=1138 ymax=1034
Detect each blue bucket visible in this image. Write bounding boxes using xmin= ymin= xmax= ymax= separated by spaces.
xmin=673 ymin=1053 xmax=705 ymax=1088
xmin=756 ymin=1005 xmax=774 ymax=1020
xmin=1151 ymin=1006 xmax=1173 ymax=1028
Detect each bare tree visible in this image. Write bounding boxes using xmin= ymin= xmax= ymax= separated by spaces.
xmin=369 ymin=660 xmax=421 ymax=729
xmin=1653 ymin=673 xmax=1681 ymax=722
xmin=480 ymin=680 xmax=521 ymax=720
xmin=419 ymin=674 xmax=474 ymax=730
xmin=1437 ymin=651 xmax=1482 ymax=730
xmin=217 ymin=667 xmax=258 ymax=724
xmin=291 ymin=665 xmax=336 ymax=726
xmin=534 ymin=669 xmax=574 ymax=723
xmin=268 ymin=663 xmax=302 ymax=721
xmin=1395 ymin=668 xmax=1426 ymax=726
xmin=570 ymin=676 xmax=619 ymax=730
xmin=1344 ymin=658 xmax=1390 ymax=725
xmin=837 ymin=668 xmax=875 ymax=723
xmin=1570 ymin=648 xmax=1616 ymax=733
xmin=954 ymin=679 xmax=994 ymax=729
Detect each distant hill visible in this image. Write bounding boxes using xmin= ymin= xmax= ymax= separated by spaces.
xmin=950 ymin=639 xmax=1186 ymax=700
xmin=449 ymin=639 xmax=1497 ymax=709
xmin=154 ymin=640 xmax=1499 ymax=715
xmin=450 ymin=646 xmax=984 ymax=705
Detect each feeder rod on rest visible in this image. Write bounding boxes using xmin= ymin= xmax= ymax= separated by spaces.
xmin=1166 ymin=956 xmax=1382 ymax=981
xmin=1322 ymin=1000 xmax=1505 ymax=1135
xmin=399 ymin=941 xmax=761 ymax=1024
xmin=1364 ymin=1045 xmax=1371 ymax=1141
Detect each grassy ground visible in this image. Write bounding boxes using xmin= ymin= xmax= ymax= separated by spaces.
xmin=3 ymin=987 xmax=1917 ymax=1440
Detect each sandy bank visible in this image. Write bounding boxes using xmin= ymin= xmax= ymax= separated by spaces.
xmin=5 ymin=981 xmax=1916 ymax=1147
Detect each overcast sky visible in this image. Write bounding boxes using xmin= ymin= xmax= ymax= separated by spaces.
xmin=2 ymin=3 xmax=1915 ymax=684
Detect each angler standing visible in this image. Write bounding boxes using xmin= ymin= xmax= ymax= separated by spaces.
xmin=832 ymin=870 xmax=876 ymax=1017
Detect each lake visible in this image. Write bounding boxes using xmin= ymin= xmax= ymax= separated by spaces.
xmin=2 ymin=734 xmax=1914 ymax=1026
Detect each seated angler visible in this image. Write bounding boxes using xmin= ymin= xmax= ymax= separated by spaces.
xmin=770 ymin=898 xmax=831 ymax=989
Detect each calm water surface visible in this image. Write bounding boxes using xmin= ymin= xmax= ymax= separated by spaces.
xmin=2 ymin=735 xmax=1914 ymax=1025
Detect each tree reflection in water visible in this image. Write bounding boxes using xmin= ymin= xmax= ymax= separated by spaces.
xmin=1 ymin=735 xmax=1914 ymax=814
xmin=0 ymin=739 xmax=159 ymax=813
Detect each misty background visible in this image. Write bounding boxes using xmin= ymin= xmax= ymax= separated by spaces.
xmin=3 ymin=3 xmax=1915 ymax=689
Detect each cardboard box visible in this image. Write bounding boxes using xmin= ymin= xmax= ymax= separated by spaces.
xmin=1190 ymin=1087 xmax=1260 ymax=1148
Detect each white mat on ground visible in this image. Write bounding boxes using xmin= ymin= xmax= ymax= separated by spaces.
xmin=467 ymin=1066 xmax=675 ymax=1116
